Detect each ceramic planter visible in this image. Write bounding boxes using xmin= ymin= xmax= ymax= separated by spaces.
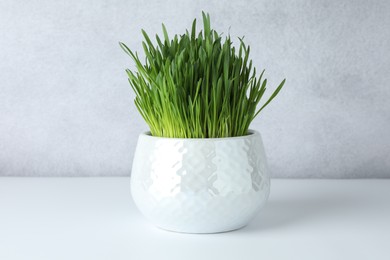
xmin=130 ymin=130 xmax=270 ymax=233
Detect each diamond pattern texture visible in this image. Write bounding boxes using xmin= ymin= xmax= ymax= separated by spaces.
xmin=131 ymin=130 xmax=270 ymax=233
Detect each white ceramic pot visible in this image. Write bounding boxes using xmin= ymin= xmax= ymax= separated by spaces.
xmin=131 ymin=130 xmax=270 ymax=233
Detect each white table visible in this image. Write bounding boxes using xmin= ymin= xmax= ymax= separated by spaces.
xmin=0 ymin=178 xmax=389 ymax=260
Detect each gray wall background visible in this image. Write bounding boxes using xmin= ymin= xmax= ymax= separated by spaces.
xmin=1 ymin=0 xmax=389 ymax=178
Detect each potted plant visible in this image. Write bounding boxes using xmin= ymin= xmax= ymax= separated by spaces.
xmin=120 ymin=12 xmax=285 ymax=233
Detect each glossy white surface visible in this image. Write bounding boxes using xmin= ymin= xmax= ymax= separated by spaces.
xmin=0 ymin=178 xmax=389 ymax=260
xmin=131 ymin=131 xmax=270 ymax=233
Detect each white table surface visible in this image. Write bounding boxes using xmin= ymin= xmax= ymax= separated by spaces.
xmin=0 ymin=178 xmax=389 ymax=260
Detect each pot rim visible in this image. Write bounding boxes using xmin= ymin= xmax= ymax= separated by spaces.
xmin=140 ymin=129 xmax=260 ymax=141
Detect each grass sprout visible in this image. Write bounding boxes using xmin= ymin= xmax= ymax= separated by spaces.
xmin=120 ymin=12 xmax=285 ymax=138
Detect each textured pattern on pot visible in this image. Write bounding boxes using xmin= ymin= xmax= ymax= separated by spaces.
xmin=131 ymin=130 xmax=270 ymax=233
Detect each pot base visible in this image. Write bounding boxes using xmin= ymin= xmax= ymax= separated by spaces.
xmin=155 ymin=223 xmax=248 ymax=234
